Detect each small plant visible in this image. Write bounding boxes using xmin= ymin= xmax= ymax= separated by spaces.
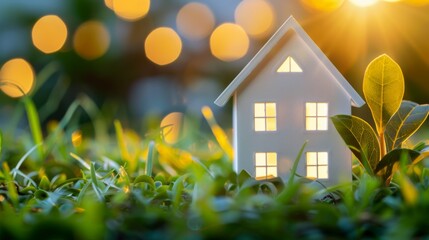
xmin=332 ymin=54 xmax=429 ymax=186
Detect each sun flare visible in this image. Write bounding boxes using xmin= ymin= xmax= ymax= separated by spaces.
xmin=349 ymin=0 xmax=378 ymax=7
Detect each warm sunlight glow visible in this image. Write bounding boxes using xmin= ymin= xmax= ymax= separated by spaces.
xmin=145 ymin=27 xmax=182 ymax=65
xmin=176 ymin=2 xmax=215 ymax=40
xmin=403 ymin=0 xmax=429 ymax=5
xmin=210 ymin=23 xmax=249 ymax=62
xmin=301 ymin=0 xmax=345 ymax=11
xmin=349 ymin=0 xmax=378 ymax=7
xmin=234 ymin=0 xmax=275 ymax=38
xmin=112 ymin=0 xmax=150 ymax=21
xmin=0 ymin=58 xmax=34 ymax=98
xmin=32 ymin=15 xmax=67 ymax=54
xmin=73 ymin=21 xmax=110 ymax=60
xmin=160 ymin=112 xmax=183 ymax=144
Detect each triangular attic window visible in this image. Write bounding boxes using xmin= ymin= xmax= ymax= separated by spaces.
xmin=277 ymin=56 xmax=302 ymax=73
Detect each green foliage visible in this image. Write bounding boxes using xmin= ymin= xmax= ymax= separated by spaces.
xmin=333 ymin=54 xmax=429 ymax=186
xmin=2 ymin=57 xmax=429 ymax=239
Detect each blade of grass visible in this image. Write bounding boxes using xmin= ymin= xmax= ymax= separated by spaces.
xmin=11 ymin=143 xmax=42 ymax=178
xmin=22 ymin=96 xmax=44 ymax=160
xmin=2 ymin=163 xmax=19 ymax=208
xmin=288 ymin=141 xmax=308 ymax=184
xmin=90 ymin=162 xmax=105 ymax=202
xmin=145 ymin=141 xmax=155 ymax=176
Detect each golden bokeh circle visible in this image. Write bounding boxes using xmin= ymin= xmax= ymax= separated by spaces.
xmin=235 ymin=0 xmax=275 ymax=38
xmin=32 ymin=15 xmax=68 ymax=54
xmin=112 ymin=0 xmax=150 ymax=21
xmin=73 ymin=21 xmax=110 ymax=60
xmin=145 ymin=27 xmax=182 ymax=65
xmin=176 ymin=2 xmax=215 ymax=40
xmin=0 ymin=58 xmax=35 ymax=98
xmin=210 ymin=23 xmax=249 ymax=62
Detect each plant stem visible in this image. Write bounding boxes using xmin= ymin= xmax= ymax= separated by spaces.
xmin=379 ymin=131 xmax=386 ymax=159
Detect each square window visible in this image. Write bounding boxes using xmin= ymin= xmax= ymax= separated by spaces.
xmin=254 ymin=103 xmax=277 ymax=132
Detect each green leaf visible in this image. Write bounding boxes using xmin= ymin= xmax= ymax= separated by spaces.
xmin=38 ymin=175 xmax=51 ymax=191
xmin=363 ymin=54 xmax=404 ymax=134
xmin=331 ymin=115 xmax=380 ymax=174
xmin=134 ymin=175 xmax=155 ymax=189
xmin=22 ymin=96 xmax=44 ymax=160
xmin=374 ymin=148 xmax=420 ymax=185
xmin=384 ymin=101 xmax=429 ymax=151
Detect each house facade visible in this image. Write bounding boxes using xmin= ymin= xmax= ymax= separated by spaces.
xmin=214 ymin=16 xmax=365 ymax=186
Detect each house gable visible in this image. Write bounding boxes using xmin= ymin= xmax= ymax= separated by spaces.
xmin=214 ymin=16 xmax=365 ymax=108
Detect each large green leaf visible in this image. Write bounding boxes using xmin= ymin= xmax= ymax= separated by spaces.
xmin=363 ymin=54 xmax=404 ymax=134
xmin=384 ymin=101 xmax=429 ymax=151
xmin=331 ymin=115 xmax=380 ymax=174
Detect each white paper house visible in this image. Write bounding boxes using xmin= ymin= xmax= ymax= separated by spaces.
xmin=214 ymin=16 xmax=365 ymax=186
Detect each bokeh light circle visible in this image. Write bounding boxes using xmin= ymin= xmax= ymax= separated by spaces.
xmin=176 ymin=2 xmax=215 ymax=40
xmin=234 ymin=0 xmax=275 ymax=38
xmin=113 ymin=0 xmax=150 ymax=21
xmin=145 ymin=27 xmax=182 ymax=65
xmin=0 ymin=58 xmax=35 ymax=98
xmin=210 ymin=23 xmax=249 ymax=62
xmin=104 ymin=0 xmax=113 ymax=9
xmin=32 ymin=15 xmax=68 ymax=54
xmin=73 ymin=21 xmax=110 ymax=60
xmin=301 ymin=0 xmax=345 ymax=11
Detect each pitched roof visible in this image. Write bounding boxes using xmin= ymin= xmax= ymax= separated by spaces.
xmin=214 ymin=16 xmax=365 ymax=108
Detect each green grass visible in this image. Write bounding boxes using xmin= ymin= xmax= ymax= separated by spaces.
xmin=1 ymin=65 xmax=429 ymax=239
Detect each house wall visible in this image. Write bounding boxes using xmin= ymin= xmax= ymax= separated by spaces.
xmin=234 ymin=31 xmax=352 ymax=186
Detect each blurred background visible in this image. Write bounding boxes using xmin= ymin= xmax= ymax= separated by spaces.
xmin=1 ymin=0 xmax=429 ymax=135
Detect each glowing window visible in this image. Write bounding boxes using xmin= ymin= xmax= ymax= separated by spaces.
xmin=306 ymin=152 xmax=328 ymax=179
xmin=277 ymin=56 xmax=302 ymax=73
xmin=254 ymin=102 xmax=276 ymax=131
xmin=306 ymin=102 xmax=328 ymax=131
xmin=255 ymin=152 xmax=277 ymax=179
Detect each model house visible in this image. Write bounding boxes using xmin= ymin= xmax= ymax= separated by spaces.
xmin=214 ymin=16 xmax=365 ymax=186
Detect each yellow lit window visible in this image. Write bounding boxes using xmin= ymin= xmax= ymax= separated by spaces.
xmin=306 ymin=102 xmax=328 ymax=131
xmin=255 ymin=152 xmax=277 ymax=179
xmin=254 ymin=102 xmax=276 ymax=131
xmin=306 ymin=152 xmax=328 ymax=179
xmin=277 ymin=56 xmax=302 ymax=73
